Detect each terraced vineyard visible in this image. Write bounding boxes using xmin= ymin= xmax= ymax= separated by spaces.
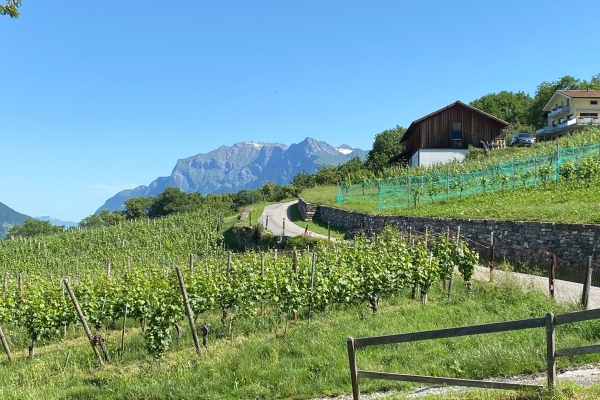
xmin=0 ymin=215 xmax=479 ymax=363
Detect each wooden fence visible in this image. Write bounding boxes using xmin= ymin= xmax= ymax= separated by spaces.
xmin=347 ymin=308 xmax=600 ymax=399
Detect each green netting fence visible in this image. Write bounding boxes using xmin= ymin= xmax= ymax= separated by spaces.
xmin=336 ymin=142 xmax=600 ymax=210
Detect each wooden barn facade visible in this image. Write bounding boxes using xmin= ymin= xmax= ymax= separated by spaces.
xmin=390 ymin=101 xmax=509 ymax=167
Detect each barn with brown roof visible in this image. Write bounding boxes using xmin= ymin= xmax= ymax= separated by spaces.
xmin=389 ymin=101 xmax=509 ymax=167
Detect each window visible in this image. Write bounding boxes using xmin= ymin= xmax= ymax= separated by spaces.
xmin=580 ymin=113 xmax=598 ymax=118
xmin=591 ymin=100 xmax=598 ymax=105
xmin=452 ymin=122 xmax=462 ymax=140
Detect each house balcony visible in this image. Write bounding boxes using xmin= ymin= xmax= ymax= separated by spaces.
xmin=536 ymin=117 xmax=600 ymax=138
xmin=547 ymin=105 xmax=570 ymax=118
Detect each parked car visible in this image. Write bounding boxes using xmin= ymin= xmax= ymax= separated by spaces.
xmin=510 ymin=133 xmax=535 ymax=147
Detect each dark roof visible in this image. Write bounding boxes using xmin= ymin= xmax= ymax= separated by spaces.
xmin=388 ymin=148 xmax=416 ymax=164
xmin=556 ymin=90 xmax=600 ymax=98
xmin=400 ymin=100 xmax=509 ymax=143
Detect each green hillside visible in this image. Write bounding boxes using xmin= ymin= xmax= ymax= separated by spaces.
xmin=0 ymin=201 xmax=30 ymax=239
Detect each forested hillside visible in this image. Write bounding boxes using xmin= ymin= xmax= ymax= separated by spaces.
xmin=0 ymin=201 xmax=30 ymax=239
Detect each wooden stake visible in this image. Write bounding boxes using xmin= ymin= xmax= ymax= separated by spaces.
xmin=120 ymin=305 xmax=127 ymax=360
xmin=63 ymin=279 xmax=104 ymax=366
xmin=489 ymin=232 xmax=495 ymax=282
xmin=189 ymin=254 xmax=194 ymax=274
xmin=582 ymin=256 xmax=593 ymax=309
xmin=0 ymin=325 xmax=12 ymax=361
xmin=175 ymin=267 xmax=201 ymax=354
xmin=292 ymin=251 xmax=298 ymax=321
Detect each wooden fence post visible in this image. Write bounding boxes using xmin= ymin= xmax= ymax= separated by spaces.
xmin=175 ymin=267 xmax=201 ymax=354
xmin=189 ymin=254 xmax=194 ymax=274
xmin=347 ymin=337 xmax=360 ymax=400
xmin=546 ymin=312 xmax=556 ymax=388
xmin=63 ymin=279 xmax=104 ymax=366
xmin=582 ymin=256 xmax=593 ymax=309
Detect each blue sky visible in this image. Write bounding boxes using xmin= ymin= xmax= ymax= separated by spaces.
xmin=1 ymin=0 xmax=599 ymax=222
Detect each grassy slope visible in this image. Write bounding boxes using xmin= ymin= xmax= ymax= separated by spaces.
xmin=2 ymin=279 xmax=600 ymax=399
xmin=302 ymin=183 xmax=600 ymax=224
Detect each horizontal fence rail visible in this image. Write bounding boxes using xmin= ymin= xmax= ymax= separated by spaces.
xmin=347 ymin=308 xmax=600 ymax=400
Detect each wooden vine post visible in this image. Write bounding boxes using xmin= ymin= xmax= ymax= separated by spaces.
xmin=447 ymin=226 xmax=460 ymax=303
xmin=189 ymin=254 xmax=194 ymax=274
xmin=0 ymin=325 xmax=12 ymax=361
xmin=582 ymin=256 xmax=593 ymax=309
xmin=292 ymin=250 xmax=298 ymax=321
xmin=308 ymin=252 xmax=317 ymax=328
xmin=260 ymin=253 xmax=265 ymax=315
xmin=549 ymin=254 xmax=556 ymax=299
xmin=175 ymin=267 xmax=201 ymax=354
xmin=120 ymin=305 xmax=127 ymax=360
xmin=489 ymin=232 xmax=495 ymax=282
xmin=63 ymin=279 xmax=104 ymax=366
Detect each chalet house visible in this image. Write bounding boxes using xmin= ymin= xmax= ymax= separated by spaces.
xmin=389 ymin=101 xmax=509 ymax=167
xmin=535 ymin=90 xmax=600 ymax=139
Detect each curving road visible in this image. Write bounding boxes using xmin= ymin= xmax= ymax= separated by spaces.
xmin=259 ymin=200 xmax=329 ymax=239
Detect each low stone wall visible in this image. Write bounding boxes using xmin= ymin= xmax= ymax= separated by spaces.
xmin=298 ymin=198 xmax=599 ymax=269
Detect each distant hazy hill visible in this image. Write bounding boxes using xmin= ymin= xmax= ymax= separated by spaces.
xmin=0 ymin=202 xmax=31 ymax=239
xmin=35 ymin=216 xmax=79 ymax=228
xmin=97 ymin=137 xmax=366 ymax=213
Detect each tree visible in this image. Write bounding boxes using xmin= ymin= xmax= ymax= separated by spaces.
xmin=0 ymin=0 xmax=21 ymax=18
xmin=233 ymin=190 xmax=261 ymax=210
xmin=364 ymin=125 xmax=406 ymax=174
xmin=99 ymin=209 xmax=125 ymax=226
xmin=314 ymin=165 xmax=338 ymax=185
xmin=79 ymin=214 xmax=102 ymax=229
xmin=7 ymin=219 xmax=63 ymax=238
xmin=123 ymin=196 xmax=153 ymax=220
xmin=292 ymin=170 xmax=315 ymax=190
xmin=469 ymin=91 xmax=533 ymax=125
xmin=148 ymin=187 xmax=190 ymax=218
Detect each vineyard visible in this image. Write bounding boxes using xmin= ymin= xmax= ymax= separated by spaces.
xmin=0 ymin=210 xmax=479 ymax=364
xmin=336 ymin=127 xmax=600 ymax=210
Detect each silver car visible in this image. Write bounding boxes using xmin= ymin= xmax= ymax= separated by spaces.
xmin=510 ymin=133 xmax=535 ymax=147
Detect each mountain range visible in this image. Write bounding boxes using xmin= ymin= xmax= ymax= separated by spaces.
xmin=97 ymin=137 xmax=366 ymax=213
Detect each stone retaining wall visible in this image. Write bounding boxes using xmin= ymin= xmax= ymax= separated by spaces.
xmin=298 ymin=198 xmax=599 ymax=269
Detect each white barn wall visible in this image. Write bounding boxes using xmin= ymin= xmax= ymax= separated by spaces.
xmin=411 ymin=149 xmax=469 ymax=167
